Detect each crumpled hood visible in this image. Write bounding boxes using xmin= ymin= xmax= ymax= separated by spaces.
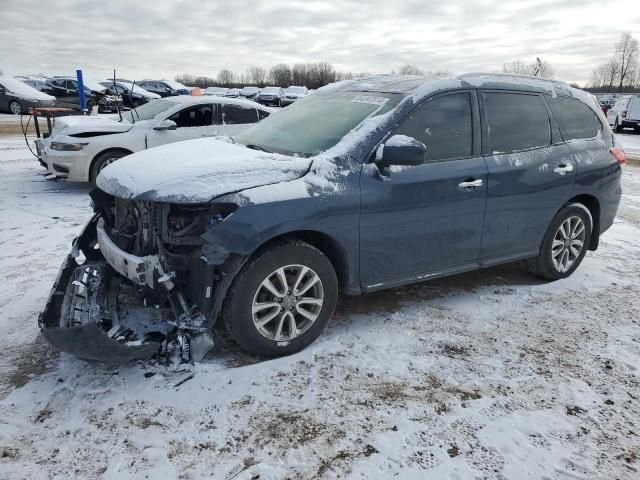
xmin=52 ymin=115 xmax=132 ymax=136
xmin=96 ymin=138 xmax=312 ymax=203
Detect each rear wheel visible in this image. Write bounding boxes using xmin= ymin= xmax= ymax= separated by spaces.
xmin=9 ymin=101 xmax=22 ymax=115
xmin=90 ymin=150 xmax=128 ymax=184
xmin=223 ymin=240 xmax=338 ymax=357
xmin=527 ymin=204 xmax=592 ymax=280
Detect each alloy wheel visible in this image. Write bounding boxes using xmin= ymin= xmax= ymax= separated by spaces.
xmin=9 ymin=101 xmax=21 ymax=115
xmin=551 ymin=216 xmax=586 ymax=273
xmin=251 ymin=264 xmax=324 ymax=342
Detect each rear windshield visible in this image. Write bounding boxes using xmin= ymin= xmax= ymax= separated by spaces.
xmin=235 ymin=91 xmax=402 ymax=156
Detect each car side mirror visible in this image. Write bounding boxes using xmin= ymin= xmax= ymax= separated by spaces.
xmin=154 ymin=119 xmax=177 ymax=131
xmin=375 ymin=135 xmax=427 ymax=169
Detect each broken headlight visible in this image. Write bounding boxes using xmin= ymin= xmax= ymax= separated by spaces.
xmin=166 ymin=203 xmax=238 ymax=239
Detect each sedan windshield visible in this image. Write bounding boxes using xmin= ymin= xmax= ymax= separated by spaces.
xmin=121 ymin=98 xmax=176 ymax=123
xmin=235 ymin=91 xmax=402 ymax=156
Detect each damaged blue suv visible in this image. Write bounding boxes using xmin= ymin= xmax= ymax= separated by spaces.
xmin=40 ymin=74 xmax=624 ymax=363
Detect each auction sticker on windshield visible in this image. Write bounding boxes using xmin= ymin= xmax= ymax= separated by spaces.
xmin=350 ymin=95 xmax=390 ymax=106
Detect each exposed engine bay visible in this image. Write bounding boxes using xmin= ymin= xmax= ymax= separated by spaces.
xmin=38 ymin=190 xmax=241 ymax=364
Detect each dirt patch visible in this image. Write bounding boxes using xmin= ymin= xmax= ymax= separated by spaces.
xmin=0 ymin=334 xmax=58 ymax=398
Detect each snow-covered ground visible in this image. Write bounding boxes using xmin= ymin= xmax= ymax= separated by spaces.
xmin=0 ymin=133 xmax=639 ymax=480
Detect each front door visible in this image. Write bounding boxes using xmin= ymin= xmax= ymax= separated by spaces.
xmin=359 ymin=90 xmax=488 ymax=290
xmin=478 ymin=90 xmax=576 ymax=263
xmin=146 ymin=103 xmax=217 ymax=148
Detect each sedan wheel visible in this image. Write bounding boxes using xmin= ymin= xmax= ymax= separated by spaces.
xmin=252 ymin=265 xmax=324 ymax=342
xmin=9 ymin=101 xmax=22 ymax=115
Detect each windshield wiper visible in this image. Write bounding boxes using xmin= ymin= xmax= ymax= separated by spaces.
xmin=245 ymin=144 xmax=273 ymax=153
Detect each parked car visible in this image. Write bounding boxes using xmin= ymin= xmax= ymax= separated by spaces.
xmin=100 ymin=80 xmax=161 ymax=108
xmin=203 ymin=87 xmax=229 ymax=96
xmin=239 ymin=86 xmax=260 ymax=100
xmin=15 ymin=76 xmax=48 ymax=91
xmin=0 ymin=76 xmax=55 ymax=114
xmin=256 ymin=86 xmax=283 ymax=106
xmin=282 ymin=86 xmax=308 ymax=105
xmin=137 ymin=80 xmax=190 ymax=97
xmin=39 ymin=96 xmax=272 ymax=183
xmin=40 ymin=73 xmax=623 ymax=363
xmin=606 ymin=95 xmax=640 ymax=133
xmin=41 ymin=76 xmax=108 ymax=112
xmin=222 ymin=88 xmax=240 ymax=98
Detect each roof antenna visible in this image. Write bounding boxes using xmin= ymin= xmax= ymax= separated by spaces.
xmin=113 ymin=69 xmax=123 ymax=122
xmin=130 ymin=79 xmax=140 ymax=122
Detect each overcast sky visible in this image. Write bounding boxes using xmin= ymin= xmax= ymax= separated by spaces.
xmin=1 ymin=0 xmax=638 ymax=85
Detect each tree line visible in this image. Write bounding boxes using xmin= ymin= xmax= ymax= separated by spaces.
xmin=175 ymin=34 xmax=638 ymax=93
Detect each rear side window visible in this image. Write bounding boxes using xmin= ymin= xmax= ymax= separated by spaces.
xmin=484 ymin=93 xmax=550 ymax=153
xmin=223 ymin=104 xmax=258 ymax=124
xmin=391 ymin=92 xmax=473 ymax=161
xmin=257 ymin=109 xmax=270 ymax=120
xmin=546 ymin=96 xmax=602 ymax=141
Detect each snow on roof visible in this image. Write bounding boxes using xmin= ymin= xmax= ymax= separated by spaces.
xmin=0 ymin=76 xmax=54 ymax=101
xmin=317 ymin=73 xmax=590 ymax=104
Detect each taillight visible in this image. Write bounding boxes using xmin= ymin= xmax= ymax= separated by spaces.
xmin=622 ymin=110 xmax=627 ymax=118
xmin=611 ymin=148 xmax=626 ymax=165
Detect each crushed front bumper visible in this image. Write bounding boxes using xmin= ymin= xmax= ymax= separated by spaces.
xmin=38 ymin=215 xmax=164 ymax=363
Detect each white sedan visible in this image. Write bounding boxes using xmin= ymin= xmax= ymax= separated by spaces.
xmin=40 ymin=96 xmax=273 ymax=183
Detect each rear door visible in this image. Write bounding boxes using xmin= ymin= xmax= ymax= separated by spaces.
xmin=478 ymin=90 xmax=576 ymax=264
xmin=146 ymin=103 xmax=217 ymax=148
xmin=628 ymin=95 xmax=640 ymax=123
xmin=219 ymin=104 xmax=259 ymax=135
xmin=359 ymin=90 xmax=488 ymax=290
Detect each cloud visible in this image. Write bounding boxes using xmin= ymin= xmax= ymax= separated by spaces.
xmin=1 ymin=0 xmax=638 ymax=84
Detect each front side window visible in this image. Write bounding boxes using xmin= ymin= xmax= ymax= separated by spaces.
xmin=222 ymin=104 xmax=258 ymax=125
xmin=546 ymin=96 xmax=602 ymax=141
xmin=391 ymin=92 xmax=473 ymax=161
xmin=484 ymin=92 xmax=550 ymax=154
xmin=169 ymin=104 xmax=214 ymax=128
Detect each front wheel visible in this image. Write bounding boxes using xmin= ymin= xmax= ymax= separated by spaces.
xmin=527 ymin=204 xmax=592 ymax=280
xmin=90 ymin=150 xmax=128 ymax=183
xmin=9 ymin=101 xmax=22 ymax=115
xmin=222 ymin=240 xmax=338 ymax=357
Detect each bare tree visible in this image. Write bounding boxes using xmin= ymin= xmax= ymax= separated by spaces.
xmin=615 ymin=32 xmax=639 ymax=92
xmin=268 ymin=64 xmax=291 ymax=86
xmin=292 ymin=63 xmax=307 ymax=86
xmin=398 ymin=64 xmax=425 ymax=76
xmin=217 ymin=69 xmax=235 ymax=86
xmin=247 ymin=66 xmax=267 ymax=85
xmin=503 ymin=58 xmax=553 ymax=77
xmin=175 ymin=73 xmax=196 ymax=85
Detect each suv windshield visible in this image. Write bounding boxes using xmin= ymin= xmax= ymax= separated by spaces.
xmin=235 ymin=91 xmax=402 ymax=156
xmin=120 ymin=98 xmax=176 ymax=123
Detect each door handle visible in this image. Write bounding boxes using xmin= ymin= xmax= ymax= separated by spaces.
xmin=553 ymin=164 xmax=574 ymax=175
xmin=458 ymin=179 xmax=483 ymax=189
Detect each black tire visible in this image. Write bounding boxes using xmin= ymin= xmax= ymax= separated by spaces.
xmin=9 ymin=100 xmax=22 ymax=115
xmin=615 ymin=119 xmax=623 ymax=134
xmin=527 ymin=203 xmax=593 ymax=281
xmin=86 ymin=99 xmax=94 ymax=113
xmin=222 ymin=240 xmax=338 ymax=357
xmin=90 ymin=150 xmax=128 ymax=183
